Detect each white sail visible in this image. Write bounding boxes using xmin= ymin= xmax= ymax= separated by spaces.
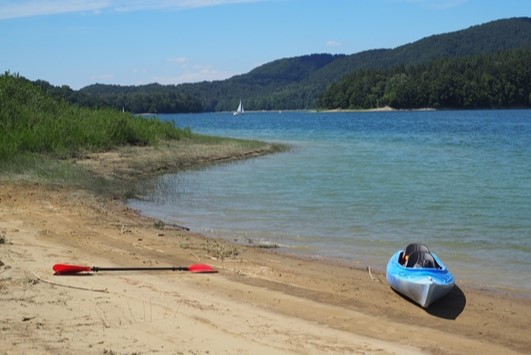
xmin=233 ymin=100 xmax=244 ymax=115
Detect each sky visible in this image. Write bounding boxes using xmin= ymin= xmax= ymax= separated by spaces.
xmin=1 ymin=0 xmax=530 ymax=89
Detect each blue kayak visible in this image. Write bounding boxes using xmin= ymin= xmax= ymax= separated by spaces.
xmin=386 ymin=249 xmax=455 ymax=308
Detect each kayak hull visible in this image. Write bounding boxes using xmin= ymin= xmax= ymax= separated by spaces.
xmin=386 ymin=250 xmax=455 ymax=308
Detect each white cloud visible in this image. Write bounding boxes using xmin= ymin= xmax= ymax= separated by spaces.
xmin=167 ymin=57 xmax=189 ymax=66
xmin=163 ymin=57 xmax=235 ymax=83
xmin=326 ymin=40 xmax=342 ymax=48
xmin=0 ymin=0 xmax=264 ymax=20
xmin=154 ymin=63 xmax=234 ymax=84
xmin=0 ymin=0 xmax=108 ymax=20
xmin=386 ymin=0 xmax=468 ymax=10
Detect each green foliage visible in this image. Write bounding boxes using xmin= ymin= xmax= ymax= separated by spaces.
xmin=35 ymin=80 xmax=204 ymax=114
xmin=0 ymin=73 xmax=192 ymax=160
xmin=320 ymin=49 xmax=531 ymax=109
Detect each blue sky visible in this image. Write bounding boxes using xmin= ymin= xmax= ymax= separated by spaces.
xmin=1 ymin=0 xmax=529 ymax=89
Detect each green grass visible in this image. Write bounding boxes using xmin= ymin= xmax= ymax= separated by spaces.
xmin=0 ymin=73 xmax=192 ymax=159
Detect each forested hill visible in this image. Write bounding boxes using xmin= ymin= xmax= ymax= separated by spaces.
xmin=320 ymin=49 xmax=531 ymax=110
xmin=79 ymin=54 xmax=344 ymax=112
xmin=40 ymin=17 xmax=531 ymax=112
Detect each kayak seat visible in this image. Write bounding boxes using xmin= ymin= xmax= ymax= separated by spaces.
xmin=406 ymin=251 xmax=439 ymax=269
xmin=405 ymin=243 xmax=430 ymax=255
xmin=401 ymin=243 xmax=430 ymax=265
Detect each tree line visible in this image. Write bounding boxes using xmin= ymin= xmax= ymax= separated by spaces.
xmin=319 ymin=49 xmax=531 ymax=110
xmin=34 ymin=81 xmax=204 ymax=114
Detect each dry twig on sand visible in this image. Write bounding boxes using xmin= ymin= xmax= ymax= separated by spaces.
xmin=367 ymin=266 xmax=382 ymax=283
xmin=32 ymin=272 xmax=109 ymax=293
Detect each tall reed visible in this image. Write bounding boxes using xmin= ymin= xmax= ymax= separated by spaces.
xmin=0 ymin=73 xmax=192 ymax=160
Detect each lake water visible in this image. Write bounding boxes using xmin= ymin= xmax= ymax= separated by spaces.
xmin=128 ymin=110 xmax=531 ymax=293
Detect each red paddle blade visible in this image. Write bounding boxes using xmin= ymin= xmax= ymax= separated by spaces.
xmin=53 ymin=264 xmax=92 ymax=275
xmin=188 ymin=264 xmax=218 ymax=273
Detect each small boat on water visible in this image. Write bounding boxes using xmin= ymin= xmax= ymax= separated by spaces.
xmin=386 ymin=243 xmax=455 ymax=308
xmin=233 ymin=99 xmax=244 ymax=115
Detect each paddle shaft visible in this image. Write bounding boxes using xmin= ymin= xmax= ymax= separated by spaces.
xmin=91 ymin=266 xmax=190 ymax=272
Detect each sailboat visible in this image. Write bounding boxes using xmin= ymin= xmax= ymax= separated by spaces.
xmin=233 ymin=99 xmax=244 ymax=115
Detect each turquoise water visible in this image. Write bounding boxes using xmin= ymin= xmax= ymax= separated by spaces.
xmin=128 ymin=110 xmax=531 ymax=292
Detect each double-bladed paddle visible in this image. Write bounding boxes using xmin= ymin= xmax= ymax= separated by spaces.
xmin=53 ymin=263 xmax=217 ymax=275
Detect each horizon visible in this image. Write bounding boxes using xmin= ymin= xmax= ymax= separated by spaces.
xmin=1 ymin=0 xmax=530 ymax=90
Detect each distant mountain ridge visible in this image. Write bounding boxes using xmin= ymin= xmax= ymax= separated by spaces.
xmin=69 ymin=17 xmax=531 ymax=111
xmin=252 ymin=17 xmax=531 ymax=109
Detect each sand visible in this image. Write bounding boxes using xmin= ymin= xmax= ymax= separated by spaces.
xmin=1 ymin=181 xmax=530 ymax=354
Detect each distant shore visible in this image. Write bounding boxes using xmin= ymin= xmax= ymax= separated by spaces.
xmin=318 ymin=105 xmax=437 ymax=113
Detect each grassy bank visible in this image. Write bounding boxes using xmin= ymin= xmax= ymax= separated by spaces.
xmin=0 ymin=73 xmax=193 ymax=159
xmin=0 ymin=73 xmax=287 ymax=196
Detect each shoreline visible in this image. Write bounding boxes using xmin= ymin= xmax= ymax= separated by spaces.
xmin=193 ymin=230 xmax=531 ymax=300
xmin=317 ymin=106 xmax=436 ymax=113
xmin=216 ymin=234 xmax=531 ymax=300
xmin=272 ymin=248 xmax=531 ymax=300
xmin=1 ymin=143 xmax=530 ymax=353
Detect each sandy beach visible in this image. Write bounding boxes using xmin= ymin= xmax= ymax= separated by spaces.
xmin=1 ymin=160 xmax=530 ymax=354
xmin=1 ymin=183 xmax=530 ymax=354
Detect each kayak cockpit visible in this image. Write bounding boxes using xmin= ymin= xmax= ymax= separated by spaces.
xmin=404 ymin=251 xmax=441 ymax=269
xmin=398 ymin=243 xmax=441 ymax=269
